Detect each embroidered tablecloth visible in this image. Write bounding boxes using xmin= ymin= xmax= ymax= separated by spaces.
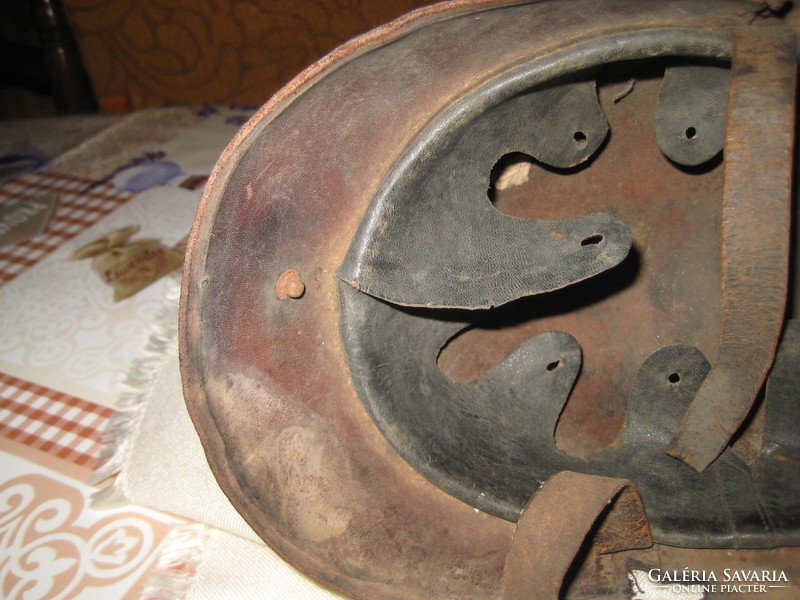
xmin=0 ymin=106 xmax=268 ymax=600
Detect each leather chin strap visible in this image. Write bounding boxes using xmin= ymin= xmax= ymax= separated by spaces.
xmin=668 ymin=26 xmax=796 ymax=472
xmin=502 ymin=472 xmax=652 ymax=600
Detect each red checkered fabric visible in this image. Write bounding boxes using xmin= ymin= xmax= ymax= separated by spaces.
xmin=0 ymin=372 xmax=114 ymax=467
xmin=0 ymin=171 xmax=134 ymax=285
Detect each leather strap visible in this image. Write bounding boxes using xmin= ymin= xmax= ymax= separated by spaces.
xmin=502 ymin=471 xmax=651 ymax=600
xmin=669 ymin=26 xmax=796 ymax=472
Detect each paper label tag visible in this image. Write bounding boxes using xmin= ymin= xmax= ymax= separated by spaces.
xmin=71 ymin=226 xmax=186 ymax=301
xmin=0 ymin=193 xmax=59 ymax=247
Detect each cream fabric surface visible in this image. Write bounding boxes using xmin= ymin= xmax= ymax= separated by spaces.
xmin=187 ymin=529 xmax=345 ymax=600
xmin=94 ymin=282 xmax=346 ymax=600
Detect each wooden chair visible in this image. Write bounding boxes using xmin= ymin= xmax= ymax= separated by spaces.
xmin=0 ymin=0 xmax=97 ymax=114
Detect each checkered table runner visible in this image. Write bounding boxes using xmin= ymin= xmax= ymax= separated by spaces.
xmin=0 ymin=171 xmax=134 ymax=285
xmin=0 ymin=372 xmax=113 ymax=468
xmin=0 ymin=172 xmax=134 ymax=465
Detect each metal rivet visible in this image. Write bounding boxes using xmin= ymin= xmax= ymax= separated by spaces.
xmin=276 ymin=269 xmax=305 ymax=299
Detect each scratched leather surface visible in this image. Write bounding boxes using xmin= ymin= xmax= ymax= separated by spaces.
xmin=338 ymin=79 xmax=632 ymax=309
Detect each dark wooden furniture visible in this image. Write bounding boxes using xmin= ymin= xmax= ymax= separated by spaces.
xmin=1 ymin=0 xmax=97 ymax=114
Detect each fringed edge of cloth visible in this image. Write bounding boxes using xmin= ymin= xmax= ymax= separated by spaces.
xmin=89 ymin=277 xmax=182 ymax=507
